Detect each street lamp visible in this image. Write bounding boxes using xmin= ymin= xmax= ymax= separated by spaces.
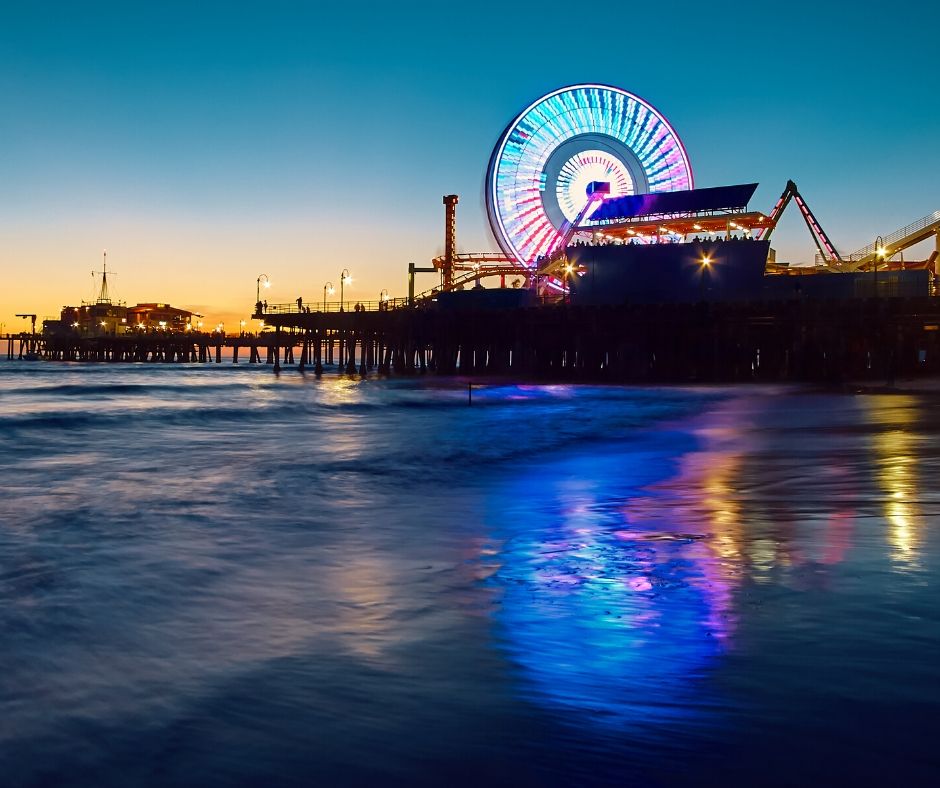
xmin=323 ymin=281 xmax=335 ymax=312
xmin=256 ymin=273 xmax=271 ymax=306
xmin=564 ymin=263 xmax=574 ymax=305
xmin=874 ymin=235 xmax=886 ymax=297
xmin=380 ymin=289 xmax=389 ymax=308
xmin=700 ymin=254 xmax=712 ymax=301
xmin=340 ymin=269 xmax=352 ymax=311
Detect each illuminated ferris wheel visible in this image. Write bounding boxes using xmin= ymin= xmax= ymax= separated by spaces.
xmin=485 ymin=84 xmax=694 ymax=265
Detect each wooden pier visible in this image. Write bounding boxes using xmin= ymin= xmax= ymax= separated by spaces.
xmin=6 ymin=331 xmax=274 ymax=364
xmin=257 ymin=297 xmax=940 ymax=383
xmin=8 ymin=296 xmax=940 ymax=383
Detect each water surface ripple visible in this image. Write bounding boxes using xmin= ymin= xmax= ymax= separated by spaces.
xmin=0 ymin=362 xmax=937 ymax=786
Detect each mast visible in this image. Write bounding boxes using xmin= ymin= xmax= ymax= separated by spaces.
xmin=93 ymin=249 xmax=114 ymax=304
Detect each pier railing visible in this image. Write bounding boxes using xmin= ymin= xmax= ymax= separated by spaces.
xmin=262 ymin=299 xmax=412 ymax=315
xmin=815 ymin=209 xmax=940 ymax=265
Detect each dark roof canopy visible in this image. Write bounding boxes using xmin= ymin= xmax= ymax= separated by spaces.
xmin=589 ymin=183 xmax=759 ymax=222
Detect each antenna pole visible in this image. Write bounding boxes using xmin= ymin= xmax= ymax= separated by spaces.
xmin=99 ymin=249 xmax=112 ymax=303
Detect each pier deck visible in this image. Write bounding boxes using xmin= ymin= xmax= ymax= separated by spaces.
xmin=254 ymin=297 xmax=940 ymax=382
xmin=8 ymin=296 xmax=940 ymax=383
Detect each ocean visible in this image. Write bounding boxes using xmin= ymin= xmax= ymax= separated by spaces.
xmin=1 ymin=361 xmax=938 ymax=786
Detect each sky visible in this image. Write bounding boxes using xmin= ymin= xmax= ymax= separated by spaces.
xmin=2 ymin=0 xmax=938 ymax=330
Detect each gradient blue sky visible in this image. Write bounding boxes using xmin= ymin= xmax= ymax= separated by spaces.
xmin=2 ymin=0 xmax=938 ymax=327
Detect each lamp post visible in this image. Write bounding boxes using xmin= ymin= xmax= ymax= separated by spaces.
xmin=874 ymin=235 xmax=885 ymax=298
xmin=700 ymin=254 xmax=712 ymax=301
xmin=340 ymin=269 xmax=352 ymax=312
xmin=256 ymin=273 xmax=271 ymax=307
xmin=563 ymin=263 xmax=574 ymax=305
xmin=323 ymin=282 xmax=334 ymax=312
xmin=379 ymin=289 xmax=389 ymax=310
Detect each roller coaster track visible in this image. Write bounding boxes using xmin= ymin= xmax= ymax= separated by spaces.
xmin=414 ymin=264 xmax=527 ymax=302
xmin=832 ymin=210 xmax=940 ymax=270
xmin=430 ymin=252 xmax=517 ymax=272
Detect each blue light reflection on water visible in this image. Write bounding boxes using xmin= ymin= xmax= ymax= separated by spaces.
xmin=481 ymin=435 xmax=735 ymax=735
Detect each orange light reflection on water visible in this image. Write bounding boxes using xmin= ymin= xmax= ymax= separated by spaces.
xmin=865 ymin=396 xmax=921 ymax=567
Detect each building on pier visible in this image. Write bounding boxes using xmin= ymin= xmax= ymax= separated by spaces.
xmin=53 ymin=302 xmax=129 ymax=336
xmin=126 ymin=303 xmax=197 ymax=332
xmin=44 ymin=256 xmax=198 ymax=337
xmin=49 ymin=302 xmax=197 ymax=337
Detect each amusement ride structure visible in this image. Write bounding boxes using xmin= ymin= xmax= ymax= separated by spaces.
xmin=416 ymin=83 xmax=939 ymax=300
xmin=424 ymin=83 xmax=696 ymax=296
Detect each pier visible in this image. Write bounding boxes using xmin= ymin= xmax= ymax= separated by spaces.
xmin=22 ymin=295 xmax=940 ymax=382
xmin=6 ymin=330 xmax=281 ymax=365
xmin=252 ymin=297 xmax=940 ymax=382
xmin=8 ymin=292 xmax=940 ymax=384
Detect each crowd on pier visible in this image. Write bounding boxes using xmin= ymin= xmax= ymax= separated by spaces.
xmin=569 ymin=233 xmax=758 ymax=248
